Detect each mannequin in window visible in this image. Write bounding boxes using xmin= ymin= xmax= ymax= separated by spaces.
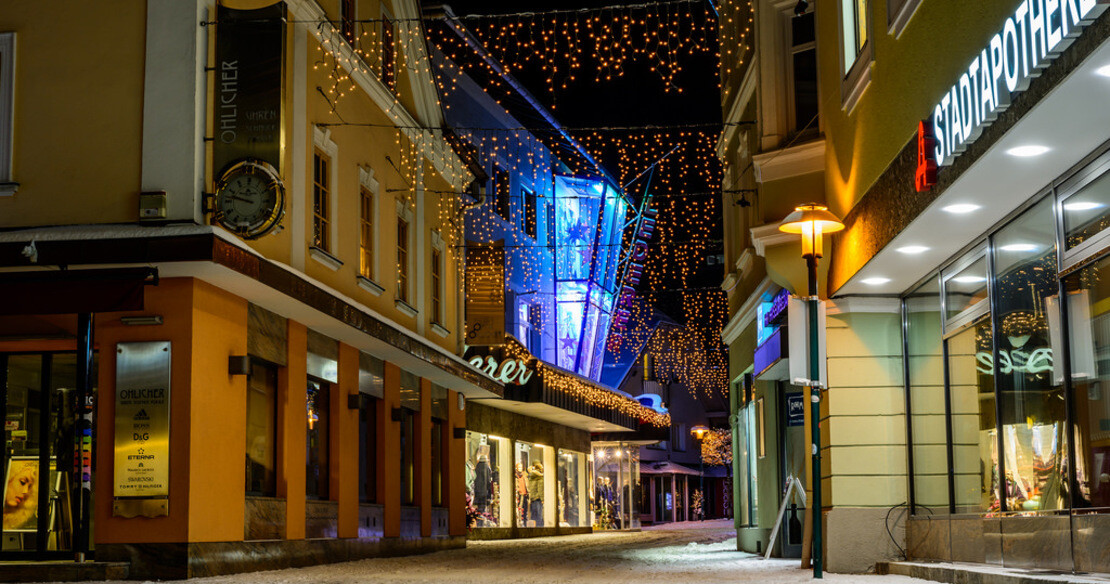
xmin=474 ymin=444 xmax=493 ymax=518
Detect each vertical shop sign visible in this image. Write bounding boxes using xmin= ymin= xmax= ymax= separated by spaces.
xmin=465 ymin=242 xmax=506 ymax=346
xmin=114 ymin=342 xmax=171 ymax=500
xmin=214 ymin=3 xmax=286 ymax=175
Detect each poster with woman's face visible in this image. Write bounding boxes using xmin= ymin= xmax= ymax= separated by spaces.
xmin=3 ymin=457 xmax=40 ymax=532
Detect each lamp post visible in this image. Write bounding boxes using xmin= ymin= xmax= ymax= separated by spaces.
xmin=778 ymin=203 xmax=844 ymax=579
xmin=691 ymin=424 xmax=709 ymax=521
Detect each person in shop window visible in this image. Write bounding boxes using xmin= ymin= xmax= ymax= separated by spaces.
xmin=515 ymin=462 xmax=528 ymax=524
xmin=3 ymin=461 xmax=38 ymax=530
xmin=527 ymin=461 xmax=545 ymax=527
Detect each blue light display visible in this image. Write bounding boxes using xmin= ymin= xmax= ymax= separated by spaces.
xmin=554 ymin=174 xmax=628 ymax=380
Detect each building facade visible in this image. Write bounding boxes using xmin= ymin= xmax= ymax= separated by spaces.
xmin=722 ymin=0 xmax=1110 ymax=574
xmin=0 ymin=0 xmax=494 ymax=577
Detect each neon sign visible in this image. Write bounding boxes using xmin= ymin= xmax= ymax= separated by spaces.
xmin=763 ymin=289 xmax=790 ymax=329
xmin=467 ymin=353 xmax=536 ymax=386
xmin=929 ymin=0 xmax=1106 ymax=168
xmin=610 ymin=205 xmax=658 ymax=338
xmin=915 ymin=120 xmax=937 ymax=192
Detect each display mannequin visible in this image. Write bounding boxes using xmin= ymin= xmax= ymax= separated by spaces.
xmin=475 ymin=444 xmax=493 ymax=519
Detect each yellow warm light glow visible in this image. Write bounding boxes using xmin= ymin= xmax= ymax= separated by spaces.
xmin=691 ymin=424 xmax=709 ymax=440
xmin=778 ymin=203 xmax=845 ymax=259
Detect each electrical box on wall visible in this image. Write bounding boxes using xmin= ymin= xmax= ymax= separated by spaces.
xmin=139 ymin=191 xmax=167 ymax=220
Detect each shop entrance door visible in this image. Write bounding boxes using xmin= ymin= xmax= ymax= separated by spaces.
xmin=779 ymin=388 xmax=806 ymax=558
xmin=0 ymin=352 xmax=89 ymax=559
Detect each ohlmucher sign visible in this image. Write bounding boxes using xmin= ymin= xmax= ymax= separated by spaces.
xmin=114 ymin=342 xmax=171 ymax=498
xmin=931 ymin=0 xmax=1108 ymax=167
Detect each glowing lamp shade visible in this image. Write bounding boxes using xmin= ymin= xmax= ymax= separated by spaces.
xmin=778 ymin=203 xmax=845 ymax=258
xmin=691 ymin=425 xmax=710 ymax=440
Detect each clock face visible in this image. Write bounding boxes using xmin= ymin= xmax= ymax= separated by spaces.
xmin=214 ymin=160 xmax=285 ymax=239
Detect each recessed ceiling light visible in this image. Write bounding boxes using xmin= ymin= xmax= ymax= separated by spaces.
xmin=861 ymin=277 xmax=891 ymax=285
xmin=897 ymin=245 xmax=930 ymax=254
xmin=1007 ymin=145 xmax=1050 ymax=157
xmin=1000 ymin=243 xmax=1039 ymax=252
xmin=1064 ymin=201 xmax=1104 ymax=212
xmin=943 ymin=203 xmax=980 ymax=214
xmin=952 ymin=275 xmax=987 ymax=284
xmin=1097 ymin=64 xmax=1110 ymax=78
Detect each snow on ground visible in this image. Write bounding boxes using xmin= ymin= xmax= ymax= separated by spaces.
xmin=78 ymin=520 xmax=935 ymax=584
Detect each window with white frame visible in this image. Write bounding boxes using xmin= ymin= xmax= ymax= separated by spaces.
xmin=788 ymin=6 xmax=818 ymax=136
xmin=312 ymin=127 xmax=339 ymax=257
xmin=839 ymin=0 xmax=872 ymax=111
xmin=395 ymin=199 xmax=414 ymax=307
xmin=430 ymin=231 xmax=445 ymax=326
xmin=886 ymin=0 xmax=922 ymax=37
xmin=0 ymin=33 xmax=15 ymax=195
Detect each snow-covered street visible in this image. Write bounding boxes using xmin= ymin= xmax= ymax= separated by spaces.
xmin=84 ymin=520 xmax=935 ymax=584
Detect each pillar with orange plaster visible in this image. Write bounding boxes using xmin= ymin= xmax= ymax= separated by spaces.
xmin=280 ymin=321 xmax=307 ymax=540
xmin=381 ymin=362 xmax=401 ymax=537
xmin=334 ymin=343 xmax=360 ymax=538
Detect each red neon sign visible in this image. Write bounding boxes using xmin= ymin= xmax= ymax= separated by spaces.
xmin=915 ymin=119 xmax=937 ymax=193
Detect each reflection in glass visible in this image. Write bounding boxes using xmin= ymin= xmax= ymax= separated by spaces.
xmin=1063 ymin=169 xmax=1110 ymax=251
xmin=993 ymin=198 xmax=1068 ymax=512
xmin=948 ymin=318 xmax=998 ymax=513
xmin=246 ymin=361 xmax=277 ymax=495
xmin=306 ymin=379 xmax=330 ymax=500
xmin=945 ymin=254 xmax=989 ymax=319
xmin=1063 ymin=256 xmax=1110 ymax=509
xmin=558 ymin=449 xmax=588 ymax=527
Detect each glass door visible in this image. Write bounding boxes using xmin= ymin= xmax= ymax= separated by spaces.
xmin=1 ymin=353 xmax=84 ymax=559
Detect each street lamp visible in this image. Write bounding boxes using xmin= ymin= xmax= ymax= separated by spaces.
xmin=778 ymin=203 xmax=843 ymax=579
xmin=691 ymin=425 xmax=709 ymax=521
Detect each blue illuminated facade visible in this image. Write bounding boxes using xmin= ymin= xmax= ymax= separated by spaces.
xmin=430 ymin=32 xmax=629 ymax=383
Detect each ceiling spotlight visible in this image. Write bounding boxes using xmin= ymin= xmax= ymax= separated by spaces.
xmin=794 ymin=0 xmax=809 ymax=16
xmin=897 ymin=245 xmax=929 ymax=254
xmin=943 ymin=203 xmax=980 ymax=214
xmin=862 ymin=277 xmax=891 ymax=285
xmin=952 ymin=275 xmax=987 ymax=284
xmin=1007 ymin=145 xmax=1050 ymax=157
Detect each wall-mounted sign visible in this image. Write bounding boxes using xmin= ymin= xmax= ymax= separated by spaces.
xmin=114 ymin=342 xmax=171 ymax=499
xmin=763 ymin=289 xmax=790 ymax=329
xmin=610 ymin=205 xmax=658 ymax=339
xmin=213 ymin=3 xmax=285 ymax=175
xmin=915 ymin=120 xmax=937 ymax=192
xmin=929 ymin=0 xmax=1106 ymax=168
xmin=786 ymin=392 xmax=805 ymax=427
xmin=464 ymin=345 xmax=536 ymax=386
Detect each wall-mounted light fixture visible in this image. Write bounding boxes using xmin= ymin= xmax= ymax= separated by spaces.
xmin=121 ymin=315 xmax=163 ymax=326
xmin=228 ymin=356 xmax=251 ymax=376
xmin=391 ymin=406 xmax=403 ymax=422
xmin=453 ymin=427 xmax=466 ymax=440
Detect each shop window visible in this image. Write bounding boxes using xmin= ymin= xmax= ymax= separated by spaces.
xmin=558 ymin=450 xmax=587 ymax=527
xmin=358 ymin=394 xmax=379 ymax=504
xmin=400 ymin=407 xmax=415 ymax=505
xmin=943 ymin=249 xmax=989 ymax=330
xmin=839 ymin=0 xmax=872 ymax=112
xmin=246 ymin=360 xmax=278 ymax=496
xmin=1063 ymin=255 xmax=1110 ymax=509
xmin=516 ymin=441 xmax=549 ymax=527
xmin=431 ymin=420 xmax=444 ymax=507
xmin=306 ymin=379 xmax=330 ymax=500
xmin=495 ymin=170 xmax=511 ymax=222
xmin=904 ymin=278 xmax=949 ymax=515
xmin=992 ymin=197 xmax=1067 ymax=513
xmin=0 ymin=33 xmax=14 ymax=194
xmin=1061 ymin=154 xmax=1110 ymax=260
xmin=592 ymin=443 xmax=639 ymax=530
xmin=946 ymin=316 xmax=997 ymax=513
xmin=524 ymin=187 xmax=537 ymax=238
xmin=380 ymin=10 xmax=395 ymax=90
xmin=466 ymin=432 xmax=511 ymax=527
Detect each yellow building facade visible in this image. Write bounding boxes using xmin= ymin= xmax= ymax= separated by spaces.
xmin=724 ymin=0 xmax=1110 ymax=574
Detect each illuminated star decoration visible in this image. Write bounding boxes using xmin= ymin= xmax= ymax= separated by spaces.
xmin=559 ymin=334 xmax=577 ymax=360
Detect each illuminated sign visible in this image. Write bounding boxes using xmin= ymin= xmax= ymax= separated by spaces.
xmin=762 ymin=289 xmax=790 ymax=329
xmin=930 ymin=0 xmax=1106 ymax=168
xmin=610 ymin=205 xmax=658 ymax=337
xmin=915 ymin=120 xmax=937 ymax=192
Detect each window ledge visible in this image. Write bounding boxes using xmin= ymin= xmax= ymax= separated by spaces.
xmin=309 ymin=246 xmax=343 ymax=271
xmin=0 ymin=182 xmax=19 ymax=197
xmin=395 ymin=298 xmax=418 ymax=318
xmin=357 ymin=275 xmax=385 ymax=296
xmin=841 ymin=42 xmax=873 ymax=115
xmin=431 ymin=323 xmax=450 ymax=338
